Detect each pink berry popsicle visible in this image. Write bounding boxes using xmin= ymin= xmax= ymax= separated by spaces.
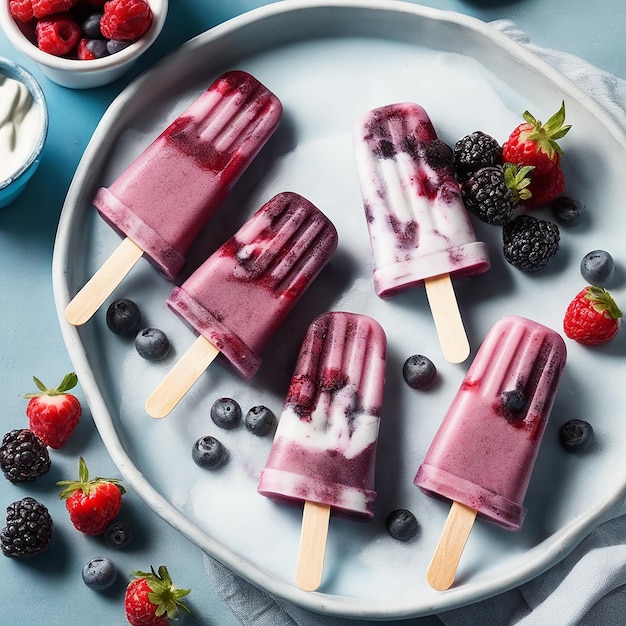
xmin=258 ymin=311 xmax=387 ymax=591
xmin=354 ymin=102 xmax=490 ymax=363
xmin=145 ymin=192 xmax=338 ymax=419
xmin=414 ymin=316 xmax=567 ymax=590
xmin=65 ymin=70 xmax=282 ymax=326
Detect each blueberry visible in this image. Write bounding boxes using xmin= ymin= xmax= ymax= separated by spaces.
xmin=107 ymin=40 xmax=132 ymax=55
xmin=580 ymin=250 xmax=615 ymax=285
xmin=501 ymin=389 xmax=526 ymax=415
xmin=559 ymin=419 xmax=594 ymax=452
xmin=86 ymin=39 xmax=108 ymax=59
xmin=402 ymin=355 xmax=437 ymax=390
xmin=106 ymin=298 xmax=142 ymax=336
xmin=244 ymin=405 xmax=275 ymax=436
xmin=104 ymin=520 xmax=133 ymax=549
xmin=192 ymin=435 xmax=227 ymax=469
xmin=424 ymin=139 xmax=453 ymax=170
xmin=210 ymin=397 xmax=241 ymax=429
xmin=135 ymin=328 xmax=170 ymax=361
xmin=551 ymin=196 xmax=582 ymax=226
xmin=80 ymin=13 xmax=104 ymax=39
xmin=385 ymin=509 xmax=419 ymax=542
xmin=82 ymin=557 xmax=117 ymax=590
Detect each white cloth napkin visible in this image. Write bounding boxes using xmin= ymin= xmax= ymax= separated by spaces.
xmin=203 ymin=20 xmax=626 ymax=626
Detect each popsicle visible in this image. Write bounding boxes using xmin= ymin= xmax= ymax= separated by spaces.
xmin=145 ymin=192 xmax=338 ymax=419
xmin=65 ymin=70 xmax=283 ymax=326
xmin=258 ymin=311 xmax=387 ymax=591
xmin=354 ymin=102 xmax=490 ymax=363
xmin=414 ymin=316 xmax=567 ymax=590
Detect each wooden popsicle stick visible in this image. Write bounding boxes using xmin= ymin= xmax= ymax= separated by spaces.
xmin=65 ymin=237 xmax=144 ymax=326
xmin=427 ymin=501 xmax=478 ymax=591
xmin=295 ymin=500 xmax=331 ymax=592
xmin=145 ymin=335 xmax=220 ymax=418
xmin=424 ymin=273 xmax=470 ymax=364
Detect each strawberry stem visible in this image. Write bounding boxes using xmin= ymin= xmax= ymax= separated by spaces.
xmin=132 ymin=565 xmax=192 ymax=620
xmin=23 ymin=372 xmax=78 ymax=399
xmin=585 ymin=286 xmax=623 ymax=320
xmin=57 ymin=457 xmax=126 ymax=499
xmin=522 ymin=101 xmax=571 ymax=158
xmin=504 ymin=164 xmax=534 ymax=203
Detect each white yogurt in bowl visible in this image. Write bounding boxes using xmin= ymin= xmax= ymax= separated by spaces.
xmin=0 ymin=57 xmax=47 ymax=208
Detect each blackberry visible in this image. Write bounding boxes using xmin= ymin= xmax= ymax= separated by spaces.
xmin=1 ymin=497 xmax=53 ymax=558
xmin=502 ymin=214 xmax=560 ymax=272
xmin=422 ymin=139 xmax=453 ymax=170
xmin=461 ymin=166 xmax=514 ymax=225
xmin=462 ymin=164 xmax=533 ymax=225
xmin=452 ymin=131 xmax=502 ymax=182
xmin=0 ymin=429 xmax=51 ymax=483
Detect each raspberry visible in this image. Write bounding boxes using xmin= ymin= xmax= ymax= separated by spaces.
xmin=31 ymin=0 xmax=78 ymax=18
xmin=563 ymin=286 xmax=622 ymax=345
xmin=100 ymin=0 xmax=153 ymax=42
xmin=36 ymin=15 xmax=81 ymax=56
xmin=9 ymin=0 xmax=34 ymax=22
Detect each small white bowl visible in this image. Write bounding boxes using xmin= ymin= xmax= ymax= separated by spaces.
xmin=0 ymin=0 xmax=168 ymax=89
xmin=0 ymin=57 xmax=47 ymax=208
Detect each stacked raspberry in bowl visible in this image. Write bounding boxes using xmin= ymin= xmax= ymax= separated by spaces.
xmin=0 ymin=0 xmax=167 ymax=88
xmin=9 ymin=0 xmax=153 ymax=60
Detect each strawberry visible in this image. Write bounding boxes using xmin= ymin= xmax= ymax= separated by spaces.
xmin=57 ymin=457 xmax=126 ymax=535
xmin=23 ymin=372 xmax=82 ymax=449
xmin=563 ymin=285 xmax=622 ymax=345
xmin=124 ymin=565 xmax=191 ymax=626
xmin=502 ymin=101 xmax=571 ymax=174
xmin=523 ymin=161 xmax=565 ymax=209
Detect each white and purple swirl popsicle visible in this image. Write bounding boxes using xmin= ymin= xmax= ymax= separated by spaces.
xmin=354 ymin=102 xmax=490 ymax=362
xmin=258 ymin=311 xmax=386 ymax=591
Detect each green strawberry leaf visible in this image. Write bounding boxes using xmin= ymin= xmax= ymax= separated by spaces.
xmin=23 ymin=372 xmax=79 ymax=399
xmin=585 ymin=286 xmax=623 ymax=320
xmin=504 ymin=164 xmax=535 ymax=203
xmin=136 ymin=565 xmax=192 ymax=620
xmin=523 ymin=100 xmax=571 ymax=158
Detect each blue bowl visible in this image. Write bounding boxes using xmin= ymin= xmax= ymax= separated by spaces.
xmin=0 ymin=58 xmax=48 ymax=208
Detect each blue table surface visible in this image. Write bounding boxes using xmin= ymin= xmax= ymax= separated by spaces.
xmin=1 ymin=1 xmax=624 ymax=624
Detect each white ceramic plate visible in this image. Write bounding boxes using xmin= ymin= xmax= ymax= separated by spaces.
xmin=52 ymin=1 xmax=626 ymax=619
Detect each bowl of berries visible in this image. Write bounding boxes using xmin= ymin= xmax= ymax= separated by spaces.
xmin=0 ymin=0 xmax=168 ymax=89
